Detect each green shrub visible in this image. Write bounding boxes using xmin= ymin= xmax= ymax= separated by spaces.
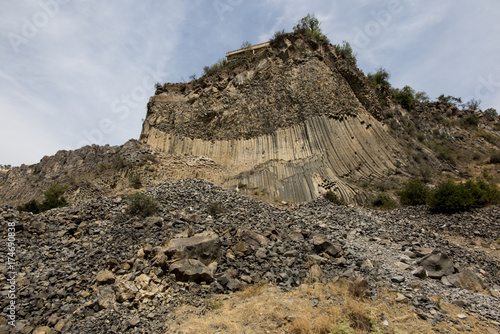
xmin=490 ymin=150 xmax=500 ymax=164
xmin=465 ymin=98 xmax=481 ymax=110
xmin=237 ymin=182 xmax=247 ymax=189
xmin=392 ymin=85 xmax=415 ymax=111
xmin=371 ymin=193 xmax=397 ymax=210
xmin=437 ymin=94 xmax=462 ymax=105
xmin=428 ymin=179 xmax=499 ymax=213
xmin=125 ymin=193 xmax=159 ymax=217
xmin=399 ymin=179 xmax=428 ymax=206
xmin=17 ymin=200 xmax=41 ymax=214
xmin=460 ymin=114 xmax=480 ymax=129
xmin=484 ymin=108 xmax=498 ymax=116
xmin=324 ymin=190 xmax=347 ymax=206
xmin=368 ymin=67 xmax=390 ymax=88
xmin=207 ymin=202 xmax=225 ymax=216
xmin=129 ymin=174 xmax=142 ymax=189
xmin=17 ymin=184 xmax=68 ymax=214
xmin=415 ymin=91 xmax=430 ymax=103
xmin=203 ymin=58 xmax=228 ymax=76
xmin=476 ymin=130 xmax=499 ymax=145
xmin=335 ymin=41 xmax=356 ymax=63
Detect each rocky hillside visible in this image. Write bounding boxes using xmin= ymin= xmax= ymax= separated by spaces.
xmin=1 ymin=33 xmax=499 ymax=208
xmin=1 ymin=179 xmax=499 ymax=333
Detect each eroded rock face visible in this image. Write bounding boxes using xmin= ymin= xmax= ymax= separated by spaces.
xmin=140 ymin=34 xmax=405 ymax=204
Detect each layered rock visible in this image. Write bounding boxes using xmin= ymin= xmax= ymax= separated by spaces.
xmin=140 ymin=34 xmax=406 ymax=203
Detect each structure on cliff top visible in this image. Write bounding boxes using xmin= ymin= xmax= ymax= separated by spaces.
xmin=225 ymin=42 xmax=271 ymax=60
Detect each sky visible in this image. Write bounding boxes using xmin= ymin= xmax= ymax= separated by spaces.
xmin=1 ymin=0 xmax=500 ymax=167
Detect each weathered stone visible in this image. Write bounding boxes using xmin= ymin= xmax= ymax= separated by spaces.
xmin=166 ymin=231 xmax=220 ymax=265
xmin=309 ymin=264 xmax=323 ymax=279
xmin=97 ymin=286 xmax=116 ymax=309
xmin=169 ymin=259 xmax=216 ymax=283
xmin=134 ymin=274 xmax=151 ymax=290
xmin=238 ymin=229 xmax=269 ymax=247
xmin=96 ymin=270 xmax=115 ymax=285
xmin=255 ymin=248 xmax=267 ymax=259
xmin=447 ymin=269 xmax=486 ymax=293
xmin=232 ymin=241 xmax=251 ymax=257
xmin=307 ymin=254 xmax=327 ymax=265
xmin=312 ymin=235 xmax=342 ymax=257
xmin=287 ymin=232 xmax=304 ymax=242
xmin=226 ymin=278 xmax=242 ymax=291
xmin=417 ymin=250 xmax=454 ymax=279
xmin=391 ymin=275 xmax=405 ymax=283
xmin=33 ymin=327 xmax=54 ymax=334
xmin=412 ymin=266 xmax=428 ymax=279
xmin=396 ymin=293 xmax=407 ymax=303
xmin=115 ymin=279 xmax=138 ymax=302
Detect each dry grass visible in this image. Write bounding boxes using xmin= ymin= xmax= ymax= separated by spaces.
xmin=164 ymin=280 xmax=499 ymax=334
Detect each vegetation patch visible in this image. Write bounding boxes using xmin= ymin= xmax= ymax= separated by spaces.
xmin=428 ymin=178 xmax=499 ymax=213
xmin=371 ymin=193 xmax=398 ymax=210
xmin=399 ymin=179 xmax=429 ymax=206
xmin=324 ymin=190 xmax=347 ymax=206
xmin=17 ymin=184 xmax=68 ymax=214
xmin=125 ymin=193 xmax=159 ymax=217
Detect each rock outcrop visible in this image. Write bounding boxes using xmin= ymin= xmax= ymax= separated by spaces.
xmin=140 ymin=34 xmax=406 ymax=203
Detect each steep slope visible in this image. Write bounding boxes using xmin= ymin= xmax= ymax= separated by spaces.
xmin=140 ymin=33 xmax=407 ymax=203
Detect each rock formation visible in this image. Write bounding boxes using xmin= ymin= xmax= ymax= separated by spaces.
xmin=140 ymin=33 xmax=406 ymax=204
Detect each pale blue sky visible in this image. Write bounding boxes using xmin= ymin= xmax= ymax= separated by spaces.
xmin=1 ymin=0 xmax=499 ymax=166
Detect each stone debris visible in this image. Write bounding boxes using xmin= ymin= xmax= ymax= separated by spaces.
xmin=0 ymin=179 xmax=498 ymax=333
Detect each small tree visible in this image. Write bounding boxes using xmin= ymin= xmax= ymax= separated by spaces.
xmin=415 ymin=91 xmax=430 ymax=103
xmin=484 ymin=108 xmax=497 ymax=116
xmin=392 ymin=85 xmax=415 ymax=111
xmin=465 ymin=98 xmax=481 ymax=110
xmin=368 ymin=67 xmax=390 ymax=88
xmin=293 ymin=14 xmax=328 ymax=42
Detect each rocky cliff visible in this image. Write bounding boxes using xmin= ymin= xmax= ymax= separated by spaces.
xmin=140 ymin=33 xmax=407 ymax=203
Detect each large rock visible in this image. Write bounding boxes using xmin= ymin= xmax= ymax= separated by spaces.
xmin=447 ymin=269 xmax=486 ymax=293
xmin=166 ymin=231 xmax=220 ymax=265
xmin=417 ymin=249 xmax=454 ymax=279
xmin=312 ymin=234 xmax=342 ymax=257
xmin=169 ymin=259 xmax=216 ymax=283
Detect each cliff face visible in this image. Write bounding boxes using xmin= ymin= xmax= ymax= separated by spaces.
xmin=140 ymin=34 xmax=405 ymax=203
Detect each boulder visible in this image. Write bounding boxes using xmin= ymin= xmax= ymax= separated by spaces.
xmin=312 ymin=234 xmax=342 ymax=257
xmin=166 ymin=231 xmax=220 ymax=265
xmin=169 ymin=259 xmax=216 ymax=283
xmin=417 ymin=249 xmax=454 ymax=279
xmin=447 ymin=269 xmax=486 ymax=293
